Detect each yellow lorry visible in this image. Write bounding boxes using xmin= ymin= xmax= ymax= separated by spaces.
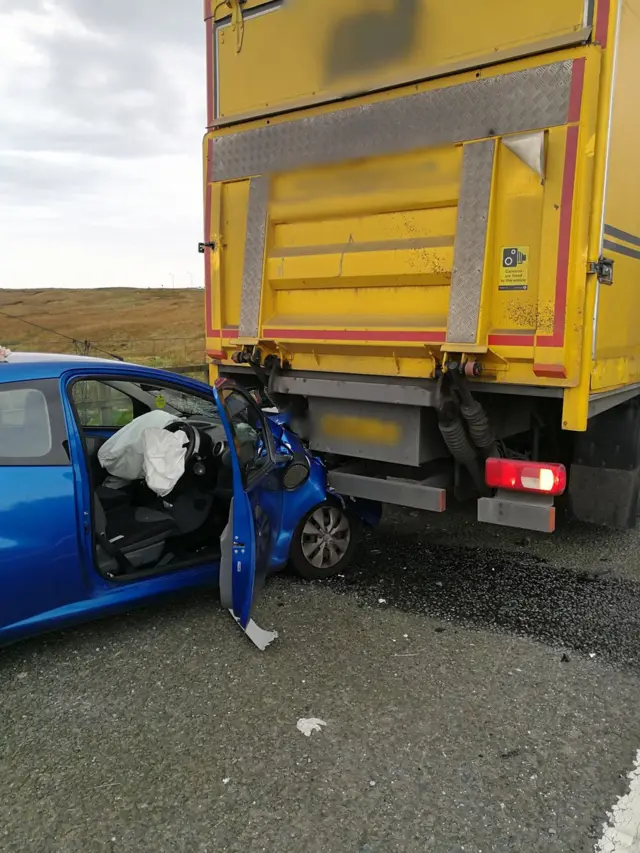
xmin=201 ymin=0 xmax=640 ymax=532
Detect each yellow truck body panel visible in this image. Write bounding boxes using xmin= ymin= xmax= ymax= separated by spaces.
xmin=594 ymin=0 xmax=640 ymax=392
xmin=203 ymin=0 xmax=638 ymax=434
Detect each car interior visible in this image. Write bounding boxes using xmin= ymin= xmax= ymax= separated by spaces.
xmin=69 ymin=378 xmax=264 ymax=580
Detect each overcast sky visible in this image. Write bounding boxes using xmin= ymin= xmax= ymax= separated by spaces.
xmin=0 ymin=0 xmax=205 ymax=288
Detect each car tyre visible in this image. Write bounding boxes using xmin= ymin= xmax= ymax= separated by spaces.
xmin=289 ymin=502 xmax=360 ymax=581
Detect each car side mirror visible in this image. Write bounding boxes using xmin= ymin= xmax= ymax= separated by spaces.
xmin=281 ymin=452 xmax=311 ymax=491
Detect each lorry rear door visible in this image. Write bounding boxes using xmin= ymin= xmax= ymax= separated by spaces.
xmin=206 ymin=0 xmax=594 ymax=123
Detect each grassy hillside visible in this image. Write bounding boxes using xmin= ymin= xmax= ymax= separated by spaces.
xmin=0 ymin=288 xmax=206 ymax=367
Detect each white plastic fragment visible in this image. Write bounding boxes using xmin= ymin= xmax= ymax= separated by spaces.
xmin=378 ymin=598 xmax=387 ymax=604
xmin=296 ymin=718 xmax=327 ymax=737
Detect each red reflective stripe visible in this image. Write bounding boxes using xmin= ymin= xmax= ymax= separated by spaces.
xmin=208 ymin=328 xmax=239 ymax=338
xmin=204 ymin=142 xmax=214 ymax=338
xmin=533 ymin=364 xmax=567 ymax=379
xmin=568 ymin=58 xmax=586 ymax=123
xmin=536 ymin=124 xmax=580 ymax=348
xmin=595 ymin=0 xmax=611 ymax=48
xmin=488 ymin=334 xmax=535 ymax=347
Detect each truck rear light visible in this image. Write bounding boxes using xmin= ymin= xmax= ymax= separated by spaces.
xmin=485 ymin=458 xmax=567 ymax=496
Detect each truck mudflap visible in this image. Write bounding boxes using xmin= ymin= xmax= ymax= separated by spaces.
xmin=569 ymin=397 xmax=640 ymax=529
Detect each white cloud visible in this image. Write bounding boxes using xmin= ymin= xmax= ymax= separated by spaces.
xmin=0 ymin=0 xmax=205 ymax=289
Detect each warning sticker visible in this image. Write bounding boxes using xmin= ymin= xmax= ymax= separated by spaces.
xmin=499 ymin=246 xmax=529 ymax=291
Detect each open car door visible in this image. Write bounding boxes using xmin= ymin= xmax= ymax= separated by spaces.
xmin=212 ymin=379 xmax=281 ymax=650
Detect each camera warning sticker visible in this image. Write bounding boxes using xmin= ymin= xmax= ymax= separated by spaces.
xmin=499 ymin=246 xmax=529 ymax=291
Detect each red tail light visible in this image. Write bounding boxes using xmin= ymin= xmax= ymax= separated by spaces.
xmin=485 ymin=458 xmax=567 ymax=496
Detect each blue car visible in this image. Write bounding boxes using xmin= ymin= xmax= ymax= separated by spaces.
xmin=0 ymin=351 xmax=379 ymax=649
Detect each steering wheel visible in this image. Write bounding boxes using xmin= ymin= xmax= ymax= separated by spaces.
xmin=163 ymin=420 xmax=199 ymax=463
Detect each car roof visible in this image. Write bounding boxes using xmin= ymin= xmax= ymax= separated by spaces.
xmin=0 ymin=351 xmax=131 ymax=382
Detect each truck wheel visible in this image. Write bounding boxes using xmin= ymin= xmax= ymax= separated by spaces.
xmin=290 ymin=503 xmax=360 ymax=581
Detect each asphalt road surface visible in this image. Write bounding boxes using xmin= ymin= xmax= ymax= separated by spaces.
xmin=3 ymin=506 xmax=640 ymax=853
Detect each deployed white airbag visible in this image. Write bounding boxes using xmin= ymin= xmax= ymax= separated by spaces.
xmin=98 ymin=410 xmax=178 ymax=482
xmin=141 ymin=427 xmax=188 ymax=497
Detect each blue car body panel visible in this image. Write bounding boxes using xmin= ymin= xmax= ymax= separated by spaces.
xmin=0 ymin=466 xmax=85 ymax=630
xmin=0 ymin=353 xmax=380 ymax=648
xmin=4 ymin=562 xmax=220 ymax=647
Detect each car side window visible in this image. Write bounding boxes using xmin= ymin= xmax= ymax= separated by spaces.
xmin=72 ymin=380 xmax=135 ymax=428
xmin=219 ymin=387 xmax=272 ymax=484
xmin=0 ymin=380 xmax=69 ymax=466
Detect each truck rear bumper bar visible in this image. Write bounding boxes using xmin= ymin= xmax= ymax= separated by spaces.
xmin=477 ymin=490 xmax=556 ymax=533
xmin=328 ymin=468 xmax=446 ymax=513
xmin=329 ymin=466 xmax=559 ymax=531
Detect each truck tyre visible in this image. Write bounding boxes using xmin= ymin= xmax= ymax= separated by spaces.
xmin=289 ymin=503 xmax=360 ymax=581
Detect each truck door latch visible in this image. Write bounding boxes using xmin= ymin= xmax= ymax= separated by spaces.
xmin=198 ymin=241 xmax=217 ymax=253
xmin=588 ymin=256 xmax=614 ymax=285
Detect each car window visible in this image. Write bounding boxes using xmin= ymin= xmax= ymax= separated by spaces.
xmin=219 ymin=387 xmax=271 ymax=484
xmin=69 ymin=376 xmax=222 ymax=430
xmin=0 ymin=387 xmax=52 ymax=457
xmin=142 ymin=385 xmax=220 ymax=421
xmin=72 ymin=381 xmax=135 ymax=428
xmin=0 ymin=380 xmax=68 ymax=466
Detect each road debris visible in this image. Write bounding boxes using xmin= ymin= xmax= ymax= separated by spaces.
xmin=296 ymin=718 xmax=327 ymax=737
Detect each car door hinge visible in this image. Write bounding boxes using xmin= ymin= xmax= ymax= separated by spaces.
xmin=588 ymin=256 xmax=614 ymax=285
xmin=198 ymin=241 xmax=217 ymax=253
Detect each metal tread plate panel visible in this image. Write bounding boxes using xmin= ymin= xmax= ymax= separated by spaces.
xmin=239 ymin=176 xmax=270 ymax=339
xmin=447 ymin=140 xmax=496 ymax=344
xmin=210 ymin=60 xmax=575 ymax=183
